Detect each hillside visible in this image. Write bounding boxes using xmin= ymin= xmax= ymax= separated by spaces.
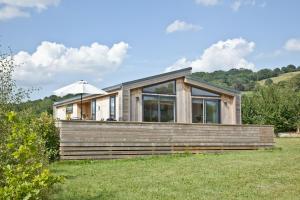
xmin=259 ymin=71 xmax=300 ymax=85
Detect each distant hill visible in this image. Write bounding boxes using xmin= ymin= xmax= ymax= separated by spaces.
xmin=259 ymin=71 xmax=300 ymax=85
xmin=192 ymin=64 xmax=300 ymax=91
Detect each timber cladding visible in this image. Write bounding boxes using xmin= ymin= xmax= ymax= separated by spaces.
xmin=58 ymin=120 xmax=274 ymax=160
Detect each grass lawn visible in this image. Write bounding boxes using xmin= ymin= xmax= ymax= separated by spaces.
xmin=50 ymin=138 xmax=300 ymax=200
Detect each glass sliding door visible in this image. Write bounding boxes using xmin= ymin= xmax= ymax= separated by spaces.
xmin=143 ymin=95 xmax=175 ymax=122
xmin=205 ymin=100 xmax=220 ymax=123
xmin=192 ymin=98 xmax=220 ymax=124
xmin=143 ymin=96 xmax=159 ymax=122
xmin=160 ymin=97 xmax=175 ymax=122
xmin=192 ymin=99 xmax=204 ymax=123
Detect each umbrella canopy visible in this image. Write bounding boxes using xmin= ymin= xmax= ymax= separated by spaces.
xmin=53 ymin=80 xmax=106 ymax=97
xmin=53 ymin=80 xmax=107 ymax=120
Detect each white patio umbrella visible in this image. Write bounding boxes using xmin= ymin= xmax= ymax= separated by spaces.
xmin=54 ymin=80 xmax=107 ymax=119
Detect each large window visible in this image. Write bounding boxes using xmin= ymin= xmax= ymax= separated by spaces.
xmin=143 ymin=95 xmax=175 ymax=122
xmin=191 ymin=86 xmax=221 ymax=124
xmin=91 ymin=99 xmax=96 ymax=120
xmin=143 ymin=80 xmax=175 ymax=95
xmin=109 ymin=96 xmax=116 ymax=120
xmin=142 ymin=80 xmax=176 ymax=122
xmin=192 ymin=99 xmax=220 ymax=124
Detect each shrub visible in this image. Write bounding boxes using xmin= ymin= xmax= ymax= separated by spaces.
xmin=0 ymin=112 xmax=62 ymax=200
xmin=33 ymin=112 xmax=60 ymax=162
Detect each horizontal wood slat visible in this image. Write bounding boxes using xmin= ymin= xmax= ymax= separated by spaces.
xmin=58 ymin=121 xmax=274 ymax=160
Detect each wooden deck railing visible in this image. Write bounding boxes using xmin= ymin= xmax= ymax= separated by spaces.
xmin=57 ymin=120 xmax=274 ymax=160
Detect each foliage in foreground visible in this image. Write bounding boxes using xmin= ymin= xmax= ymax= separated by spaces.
xmin=0 ymin=112 xmax=62 ymax=200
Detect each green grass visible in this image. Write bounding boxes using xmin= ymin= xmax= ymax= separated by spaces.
xmin=259 ymin=71 xmax=300 ymax=85
xmin=50 ymin=138 xmax=300 ymax=200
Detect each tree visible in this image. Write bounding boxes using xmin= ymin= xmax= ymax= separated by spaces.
xmin=286 ymin=64 xmax=296 ymax=72
xmin=264 ymin=78 xmax=273 ymax=86
xmin=0 ymin=48 xmax=61 ymax=199
xmin=0 ymin=49 xmax=30 ymax=112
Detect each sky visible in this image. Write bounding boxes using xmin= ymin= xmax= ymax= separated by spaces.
xmin=0 ymin=0 xmax=300 ymax=99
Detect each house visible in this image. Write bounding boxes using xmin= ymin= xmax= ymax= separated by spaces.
xmin=53 ymin=67 xmax=241 ymax=125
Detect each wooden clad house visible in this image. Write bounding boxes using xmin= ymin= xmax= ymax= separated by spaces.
xmin=53 ymin=67 xmax=241 ymax=125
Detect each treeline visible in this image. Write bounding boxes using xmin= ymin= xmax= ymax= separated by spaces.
xmin=242 ymin=73 xmax=300 ymax=133
xmin=192 ymin=64 xmax=300 ymax=91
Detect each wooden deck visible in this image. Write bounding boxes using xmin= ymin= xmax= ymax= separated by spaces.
xmin=57 ymin=120 xmax=274 ymax=160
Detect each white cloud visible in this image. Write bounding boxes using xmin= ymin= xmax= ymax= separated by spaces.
xmin=284 ymin=38 xmax=300 ymax=51
xmin=166 ymin=38 xmax=255 ymax=72
xmin=231 ymin=0 xmax=256 ymax=11
xmin=195 ymin=0 xmax=221 ymax=6
xmin=13 ymin=41 xmax=129 ymax=85
xmin=0 ymin=6 xmax=29 ymax=21
xmin=0 ymin=0 xmax=60 ymax=21
xmin=166 ymin=20 xmax=201 ymax=34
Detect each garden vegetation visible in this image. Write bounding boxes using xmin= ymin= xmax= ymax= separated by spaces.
xmin=0 ymin=50 xmax=61 ymax=199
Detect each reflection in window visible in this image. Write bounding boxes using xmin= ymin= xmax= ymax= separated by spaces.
xmin=205 ymin=100 xmax=220 ymax=123
xmin=143 ymin=81 xmax=175 ymax=95
xmin=143 ymin=96 xmax=159 ymax=122
xmin=192 ymin=99 xmax=203 ymax=123
xmin=143 ymin=95 xmax=175 ymax=122
xmin=192 ymin=98 xmax=220 ymax=124
xmin=191 ymin=87 xmax=220 ymax=97
xmin=160 ymin=97 xmax=175 ymax=122
xmin=66 ymin=104 xmax=73 ymax=114
xmin=91 ymin=99 xmax=96 ymax=120
xmin=109 ymin=96 xmax=116 ymax=119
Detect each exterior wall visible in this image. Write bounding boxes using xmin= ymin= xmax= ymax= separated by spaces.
xmin=130 ymin=88 xmax=142 ymax=122
xmin=176 ymin=78 xmax=192 ymax=123
xmin=221 ymin=94 xmax=235 ymax=124
xmin=96 ymin=96 xmax=109 ymax=121
xmin=126 ymin=77 xmax=237 ymax=124
xmin=94 ymin=92 xmax=120 ymax=121
xmin=121 ymin=69 xmax=192 ymax=121
xmin=55 ymin=106 xmax=67 ymax=120
xmin=58 ymin=120 xmax=274 ymax=160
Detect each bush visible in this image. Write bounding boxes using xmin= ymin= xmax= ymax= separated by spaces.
xmin=33 ymin=112 xmax=60 ymax=162
xmin=0 ymin=112 xmax=62 ymax=200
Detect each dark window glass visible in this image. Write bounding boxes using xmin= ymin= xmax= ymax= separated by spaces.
xmin=160 ymin=97 xmax=175 ymax=122
xmin=143 ymin=95 xmax=175 ymax=122
xmin=192 ymin=98 xmax=220 ymax=124
xmin=143 ymin=96 xmax=159 ymax=122
xmin=143 ymin=81 xmax=176 ymax=95
xmin=109 ymin=96 xmax=116 ymax=119
xmin=191 ymin=87 xmax=220 ymax=97
xmin=192 ymin=99 xmax=204 ymax=123
xmin=205 ymin=100 xmax=220 ymax=123
xmin=91 ymin=99 xmax=96 ymax=120
xmin=66 ymin=104 xmax=73 ymax=114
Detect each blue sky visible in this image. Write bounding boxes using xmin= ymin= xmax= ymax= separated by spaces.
xmin=1 ymin=0 xmax=300 ymax=99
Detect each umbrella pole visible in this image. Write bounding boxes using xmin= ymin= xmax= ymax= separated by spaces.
xmin=80 ymin=93 xmax=83 ymax=120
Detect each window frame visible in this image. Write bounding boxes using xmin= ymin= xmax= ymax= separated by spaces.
xmin=109 ymin=95 xmax=116 ymax=120
xmin=91 ymin=99 xmax=96 ymax=120
xmin=192 ymin=98 xmax=221 ymax=124
xmin=66 ymin=104 xmax=73 ymax=114
xmin=191 ymin=86 xmax=221 ymax=124
xmin=142 ymin=80 xmax=176 ymax=95
xmin=191 ymin=86 xmax=221 ymax=97
xmin=142 ymin=94 xmax=176 ymax=122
